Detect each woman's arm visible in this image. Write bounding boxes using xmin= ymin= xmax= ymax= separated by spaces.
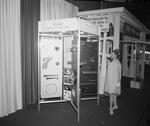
xmin=116 ymin=62 xmax=122 ymax=87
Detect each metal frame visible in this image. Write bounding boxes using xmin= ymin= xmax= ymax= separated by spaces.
xmin=77 ymin=7 xmax=150 ymax=34
xmin=120 ymin=40 xmax=150 ymax=81
xmin=77 ymin=7 xmax=150 ymax=103
xmin=38 ymin=17 xmax=100 ymax=122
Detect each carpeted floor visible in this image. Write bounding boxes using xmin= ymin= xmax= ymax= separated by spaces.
xmin=0 ymin=76 xmax=150 ymax=126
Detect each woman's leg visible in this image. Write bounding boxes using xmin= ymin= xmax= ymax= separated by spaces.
xmin=113 ymin=94 xmax=118 ymax=109
xmin=109 ymin=94 xmax=114 ymax=115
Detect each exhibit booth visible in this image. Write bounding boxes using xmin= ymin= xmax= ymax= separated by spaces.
xmin=77 ymin=7 xmax=150 ymax=93
xmin=38 ymin=17 xmax=100 ymax=122
xmin=38 ymin=7 xmax=150 ymax=122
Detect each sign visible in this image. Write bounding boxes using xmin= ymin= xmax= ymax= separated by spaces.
xmin=80 ymin=19 xmax=99 ymax=35
xmin=39 ymin=18 xmax=78 ymax=32
xmin=85 ymin=14 xmax=109 ymax=32
xmin=124 ymin=22 xmax=140 ymax=39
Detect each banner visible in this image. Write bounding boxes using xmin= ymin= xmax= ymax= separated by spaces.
xmin=80 ymin=19 xmax=99 ymax=35
xmin=86 ymin=14 xmax=109 ymax=32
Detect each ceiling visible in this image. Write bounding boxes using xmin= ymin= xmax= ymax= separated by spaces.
xmin=66 ymin=0 xmax=150 ymax=39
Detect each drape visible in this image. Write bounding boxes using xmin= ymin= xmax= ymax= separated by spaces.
xmin=21 ymin=0 xmax=40 ymax=106
xmin=0 ymin=0 xmax=22 ymax=117
xmin=21 ymin=0 xmax=78 ymax=107
xmin=40 ymin=0 xmax=79 ymax=20
xmin=65 ymin=0 xmax=103 ymax=11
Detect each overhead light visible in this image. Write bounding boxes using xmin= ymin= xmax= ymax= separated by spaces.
xmin=59 ymin=32 xmax=63 ymax=35
xmin=92 ymin=39 xmax=98 ymax=42
xmin=87 ymin=38 xmax=90 ymax=42
xmin=61 ymin=31 xmax=66 ymax=33
xmin=80 ymin=31 xmax=84 ymax=34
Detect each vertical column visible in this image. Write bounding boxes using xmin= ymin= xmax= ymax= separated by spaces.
xmin=141 ymin=44 xmax=145 ymax=79
xmin=99 ymin=32 xmax=107 ymax=94
xmin=129 ymin=43 xmax=135 ymax=78
xmin=113 ymin=13 xmax=120 ymax=50
xmin=140 ymin=32 xmax=146 ymax=80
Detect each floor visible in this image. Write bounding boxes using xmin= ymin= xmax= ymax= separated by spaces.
xmin=0 ymin=76 xmax=150 ymax=126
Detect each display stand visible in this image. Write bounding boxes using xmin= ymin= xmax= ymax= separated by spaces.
xmin=38 ymin=17 xmax=100 ymax=122
xmin=121 ymin=21 xmax=150 ymax=89
xmin=121 ymin=40 xmax=150 ymax=89
xmin=77 ymin=7 xmax=121 ymax=98
xmin=77 ymin=7 xmax=150 ymax=97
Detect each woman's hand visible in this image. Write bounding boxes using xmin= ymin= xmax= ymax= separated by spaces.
xmin=116 ymin=82 xmax=120 ymax=87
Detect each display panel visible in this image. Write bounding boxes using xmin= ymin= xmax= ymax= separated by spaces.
xmin=80 ymin=41 xmax=98 ymax=97
xmin=40 ymin=36 xmax=63 ymax=98
xmin=71 ymin=39 xmax=79 ymax=108
xmin=63 ymin=37 xmax=80 ymax=114
xmin=63 ymin=36 xmax=73 ymax=100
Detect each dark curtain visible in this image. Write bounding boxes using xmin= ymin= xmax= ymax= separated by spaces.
xmin=21 ymin=0 xmax=40 ymax=107
xmin=65 ymin=0 xmax=103 ymax=11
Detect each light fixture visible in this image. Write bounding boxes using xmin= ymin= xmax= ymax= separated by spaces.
xmin=80 ymin=31 xmax=84 ymax=34
xmin=61 ymin=31 xmax=66 ymax=33
xmin=59 ymin=32 xmax=63 ymax=35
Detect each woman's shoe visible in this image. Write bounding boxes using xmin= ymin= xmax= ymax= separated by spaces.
xmin=109 ymin=106 xmax=118 ymax=111
xmin=110 ymin=109 xmax=114 ymax=115
xmin=113 ymin=106 xmax=118 ymax=110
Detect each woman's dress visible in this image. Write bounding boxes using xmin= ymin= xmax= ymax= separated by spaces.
xmin=104 ymin=60 xmax=122 ymax=95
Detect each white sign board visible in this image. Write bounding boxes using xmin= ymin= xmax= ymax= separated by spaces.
xmin=40 ymin=38 xmax=63 ymax=98
xmin=86 ymin=14 xmax=109 ymax=32
xmin=39 ymin=18 xmax=78 ymax=32
xmin=80 ymin=19 xmax=99 ymax=35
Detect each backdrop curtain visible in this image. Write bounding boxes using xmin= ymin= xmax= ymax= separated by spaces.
xmin=21 ymin=0 xmax=78 ymax=107
xmin=21 ymin=0 xmax=40 ymax=107
xmin=0 ymin=0 xmax=22 ymax=117
xmin=40 ymin=0 xmax=79 ymax=20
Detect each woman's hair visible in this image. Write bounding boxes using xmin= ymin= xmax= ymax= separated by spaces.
xmin=113 ymin=49 xmax=120 ymax=59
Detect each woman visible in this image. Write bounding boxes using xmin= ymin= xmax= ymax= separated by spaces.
xmin=104 ymin=49 xmax=122 ymax=115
